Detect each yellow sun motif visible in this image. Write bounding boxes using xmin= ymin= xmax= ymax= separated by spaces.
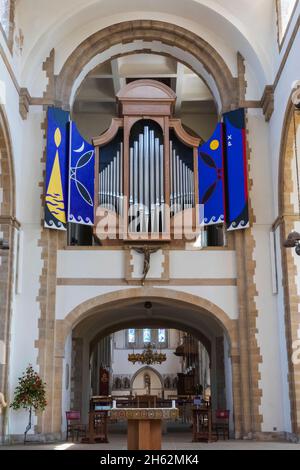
xmin=45 ymin=127 xmax=66 ymax=224
xmin=210 ymin=139 xmax=220 ymax=151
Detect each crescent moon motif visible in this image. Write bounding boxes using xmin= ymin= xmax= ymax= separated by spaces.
xmin=74 ymin=142 xmax=85 ymax=153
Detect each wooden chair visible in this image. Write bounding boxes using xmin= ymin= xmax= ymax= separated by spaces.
xmin=215 ymin=410 xmax=230 ymax=440
xmin=66 ymin=411 xmax=87 ymax=441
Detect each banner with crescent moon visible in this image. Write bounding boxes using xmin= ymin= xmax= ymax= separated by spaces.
xmin=68 ymin=121 xmax=95 ymax=226
xmin=198 ymin=123 xmax=225 ymax=226
xmin=45 ymin=107 xmax=70 ymax=230
xmin=223 ymin=108 xmax=249 ymax=231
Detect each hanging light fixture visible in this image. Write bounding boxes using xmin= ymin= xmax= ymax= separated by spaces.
xmin=128 ymin=342 xmax=167 ymax=365
xmin=284 ymin=98 xmax=300 ymax=256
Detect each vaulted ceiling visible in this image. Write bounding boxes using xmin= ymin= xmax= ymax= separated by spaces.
xmin=72 ymin=54 xmax=218 ymax=141
xmin=74 ymin=54 xmax=216 ymax=116
xmin=16 ymin=0 xmax=277 ymax=95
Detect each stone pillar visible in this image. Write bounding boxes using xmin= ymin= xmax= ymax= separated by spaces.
xmin=215 ymin=336 xmax=226 ymax=409
xmin=71 ymin=337 xmax=83 ymax=413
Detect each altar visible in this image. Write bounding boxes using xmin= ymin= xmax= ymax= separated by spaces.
xmin=110 ymin=408 xmax=179 ymax=450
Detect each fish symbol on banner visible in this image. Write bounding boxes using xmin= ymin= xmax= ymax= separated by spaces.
xmin=45 ymin=128 xmax=66 ymax=224
xmin=70 ymin=145 xmax=94 ymax=207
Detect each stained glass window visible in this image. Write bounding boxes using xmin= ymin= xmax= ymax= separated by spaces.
xmin=143 ymin=329 xmax=151 ymax=343
xmin=158 ymin=329 xmax=166 ymax=343
xmin=277 ymin=0 xmax=297 ymax=42
xmin=128 ymin=329 xmax=135 ymax=343
xmin=0 ymin=0 xmax=11 ymax=38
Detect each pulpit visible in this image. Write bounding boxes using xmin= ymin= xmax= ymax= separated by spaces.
xmin=110 ymin=408 xmax=178 ymax=450
xmin=83 ymin=396 xmax=111 ymax=444
xmin=192 ymin=407 xmax=217 ymax=443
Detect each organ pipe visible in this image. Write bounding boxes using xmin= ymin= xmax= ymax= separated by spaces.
xmin=170 ymin=141 xmax=173 ymax=208
xmin=99 ymin=142 xmax=124 ymax=214
xmin=170 ymin=141 xmax=195 ymax=215
xmin=150 ymin=130 xmax=155 ymax=231
xmin=119 ymin=143 xmax=124 ymax=217
xmin=98 ymin=130 xmax=195 ymax=234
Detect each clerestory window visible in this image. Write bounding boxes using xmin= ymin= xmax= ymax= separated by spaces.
xmin=0 ymin=0 xmax=14 ymax=50
xmin=276 ymin=0 xmax=298 ymax=44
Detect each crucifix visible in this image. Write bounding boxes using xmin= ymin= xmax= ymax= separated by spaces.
xmin=133 ymin=246 xmax=160 ymax=285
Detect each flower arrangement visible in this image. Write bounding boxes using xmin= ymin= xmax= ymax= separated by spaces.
xmin=10 ymin=365 xmax=47 ymax=443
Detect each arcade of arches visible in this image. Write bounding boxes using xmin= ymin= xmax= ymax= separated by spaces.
xmin=0 ymin=0 xmax=300 ymax=449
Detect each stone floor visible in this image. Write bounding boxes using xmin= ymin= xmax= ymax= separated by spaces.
xmin=1 ymin=434 xmax=300 ymax=450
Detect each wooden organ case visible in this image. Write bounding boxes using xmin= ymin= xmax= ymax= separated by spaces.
xmin=93 ymin=80 xmax=201 ymax=243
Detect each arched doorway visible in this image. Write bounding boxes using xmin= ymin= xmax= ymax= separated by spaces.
xmin=52 ymin=288 xmax=239 ymax=439
xmin=0 ymin=105 xmax=16 ymax=438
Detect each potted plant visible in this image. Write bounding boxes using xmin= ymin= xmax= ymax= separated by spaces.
xmin=10 ymin=365 xmax=47 ymax=444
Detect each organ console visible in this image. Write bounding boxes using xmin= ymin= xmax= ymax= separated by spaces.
xmin=92 ymin=80 xmax=201 ymax=242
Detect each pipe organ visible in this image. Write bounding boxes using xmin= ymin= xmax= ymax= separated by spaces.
xmin=170 ymin=136 xmax=195 ymax=216
xmin=99 ymin=141 xmax=123 ymax=216
xmin=93 ymin=80 xmax=201 ymax=242
xmin=129 ymin=123 xmax=165 ymax=233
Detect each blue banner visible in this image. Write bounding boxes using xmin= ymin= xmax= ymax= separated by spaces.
xmin=45 ymin=107 xmax=70 ymax=230
xmin=68 ymin=122 xmax=95 ymax=225
xmin=198 ymin=123 xmax=225 ymax=225
xmin=223 ymin=109 xmax=249 ymax=231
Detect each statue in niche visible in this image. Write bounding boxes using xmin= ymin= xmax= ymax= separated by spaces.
xmin=164 ymin=377 xmax=171 ymax=389
xmin=114 ymin=377 xmax=122 ymax=390
xmin=123 ymin=377 xmax=130 ymax=389
xmin=133 ymin=246 xmax=160 ymax=285
xmin=144 ymin=373 xmax=151 ymax=395
xmin=172 ymin=377 xmax=178 ymax=389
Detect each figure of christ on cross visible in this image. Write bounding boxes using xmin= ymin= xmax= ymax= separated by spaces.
xmin=133 ymin=246 xmax=160 ymax=285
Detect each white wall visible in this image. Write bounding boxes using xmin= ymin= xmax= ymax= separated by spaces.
xmin=57 ymin=250 xmax=125 ymax=279
xmin=169 ymin=251 xmax=236 ymax=279
xmin=18 ymin=0 xmax=273 ymax=97
xmin=56 ymin=248 xmax=239 ymax=321
xmin=55 ymin=283 xmax=239 ymax=322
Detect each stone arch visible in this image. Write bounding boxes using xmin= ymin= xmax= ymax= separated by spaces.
xmin=0 ymin=105 xmax=15 ymax=218
xmin=71 ymin=49 xmax=220 ymax=118
xmin=278 ymin=98 xmax=299 ymax=217
xmin=130 ymin=366 xmax=164 ymax=391
xmin=60 ymin=287 xmax=238 ymax=349
xmin=49 ymin=287 xmax=241 ymax=437
xmin=0 ymin=105 xmax=16 ymax=438
xmin=55 ymin=20 xmax=238 ymax=111
xmin=278 ymin=97 xmax=300 ymax=435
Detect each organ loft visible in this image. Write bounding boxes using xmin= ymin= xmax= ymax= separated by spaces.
xmin=93 ymin=80 xmax=201 ymax=243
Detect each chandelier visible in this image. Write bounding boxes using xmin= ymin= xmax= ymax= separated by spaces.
xmin=128 ymin=343 xmax=167 ymax=365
